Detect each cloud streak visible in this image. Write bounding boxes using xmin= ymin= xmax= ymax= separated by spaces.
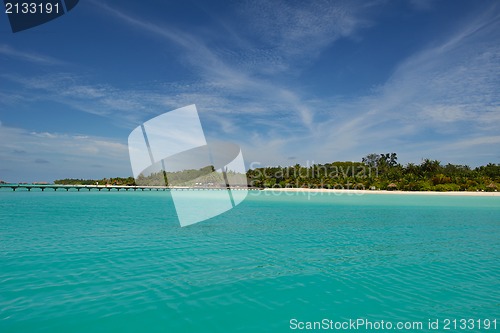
xmin=306 ymin=3 xmax=500 ymax=165
xmin=0 ymin=44 xmax=66 ymax=66
xmin=91 ymin=0 xmax=374 ymax=132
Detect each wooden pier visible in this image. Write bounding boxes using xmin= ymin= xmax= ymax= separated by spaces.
xmin=0 ymin=184 xmax=259 ymax=192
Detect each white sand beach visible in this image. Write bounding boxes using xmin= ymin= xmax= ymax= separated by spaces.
xmin=261 ymin=188 xmax=500 ymax=197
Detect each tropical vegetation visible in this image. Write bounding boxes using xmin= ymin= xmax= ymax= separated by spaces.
xmin=246 ymin=153 xmax=500 ymax=192
xmin=53 ymin=153 xmax=500 ymax=192
xmin=54 ymin=177 xmax=136 ymax=186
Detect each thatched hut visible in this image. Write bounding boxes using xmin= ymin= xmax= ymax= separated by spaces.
xmin=387 ymin=183 xmax=398 ymax=191
xmin=487 ymin=183 xmax=497 ymax=192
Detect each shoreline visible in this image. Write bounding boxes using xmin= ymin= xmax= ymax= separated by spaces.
xmin=261 ymin=188 xmax=500 ymax=197
xmin=1 ymin=184 xmax=498 ymax=196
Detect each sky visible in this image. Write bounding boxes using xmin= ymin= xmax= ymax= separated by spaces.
xmin=0 ymin=0 xmax=499 ymax=182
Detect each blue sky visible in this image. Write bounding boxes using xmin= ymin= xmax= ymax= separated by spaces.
xmin=0 ymin=0 xmax=499 ymax=182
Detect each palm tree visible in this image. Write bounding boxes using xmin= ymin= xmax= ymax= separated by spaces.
xmin=420 ymin=159 xmax=441 ymax=176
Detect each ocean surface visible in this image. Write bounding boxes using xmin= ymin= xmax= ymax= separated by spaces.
xmin=0 ymin=189 xmax=499 ymax=332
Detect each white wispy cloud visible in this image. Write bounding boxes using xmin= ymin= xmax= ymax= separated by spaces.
xmin=1 ymin=73 xmax=162 ymax=125
xmin=0 ymin=125 xmax=131 ymax=182
xmin=236 ymin=0 xmax=371 ymax=65
xmin=303 ymin=3 xmax=500 ymax=165
xmin=2 ymin=0 xmax=374 ymax=140
xmin=0 ymin=44 xmax=66 ymax=66
xmin=90 ymin=0 xmax=372 ymax=132
xmin=85 ymin=2 xmax=500 ymax=167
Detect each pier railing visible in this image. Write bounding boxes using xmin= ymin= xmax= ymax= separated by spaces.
xmin=0 ymin=184 xmax=259 ymax=192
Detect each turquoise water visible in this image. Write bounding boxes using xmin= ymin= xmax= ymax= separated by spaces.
xmin=0 ymin=189 xmax=499 ymax=332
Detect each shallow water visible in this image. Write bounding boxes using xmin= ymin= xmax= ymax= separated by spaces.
xmin=0 ymin=189 xmax=499 ymax=332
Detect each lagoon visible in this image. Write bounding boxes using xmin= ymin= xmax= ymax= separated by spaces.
xmin=0 ymin=190 xmax=498 ymax=332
